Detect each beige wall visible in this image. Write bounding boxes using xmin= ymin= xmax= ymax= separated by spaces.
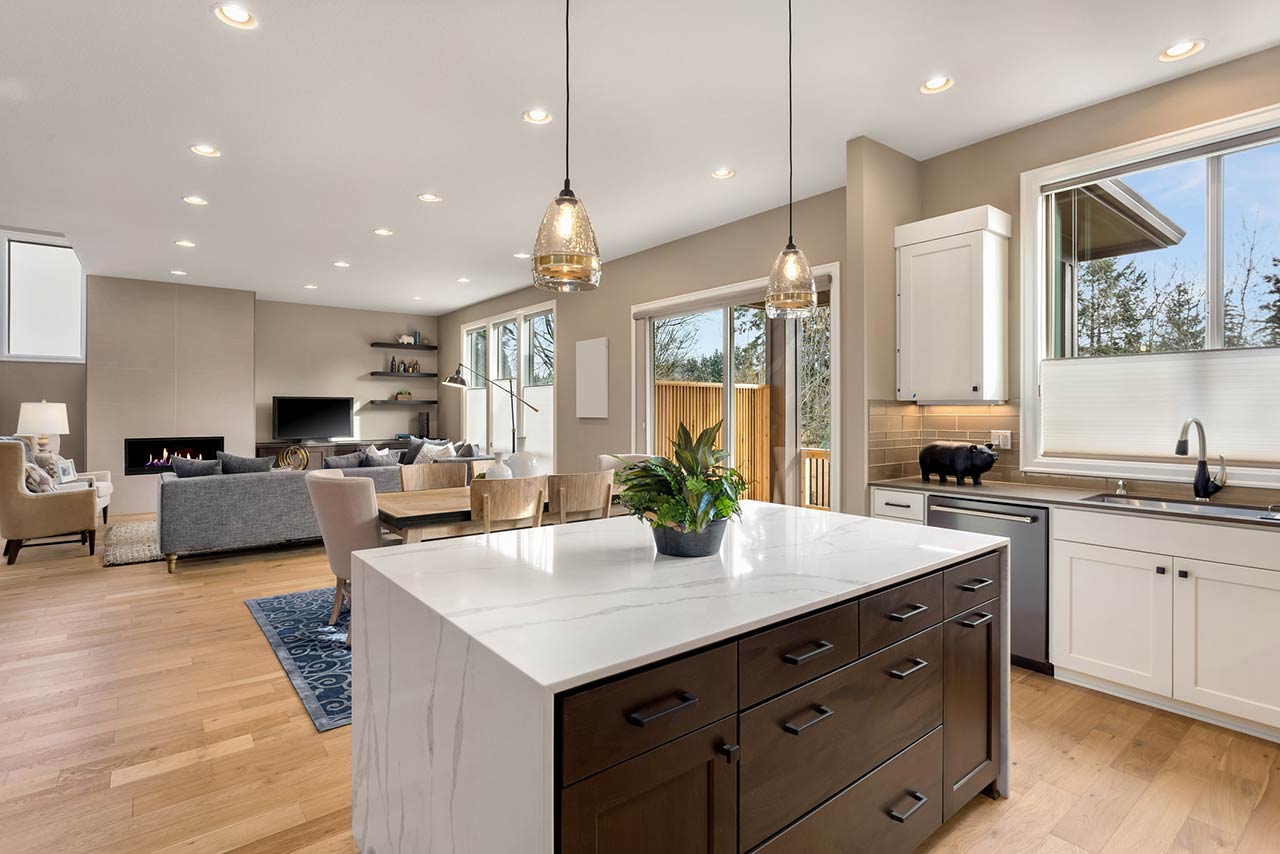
xmin=0 ymin=362 xmax=86 ymax=466
xmin=254 ymin=301 xmax=438 ymax=443
xmin=438 ymin=188 xmax=847 ymax=478
xmin=86 ymin=276 xmax=256 ymax=514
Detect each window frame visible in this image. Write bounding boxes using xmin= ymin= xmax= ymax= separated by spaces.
xmin=0 ymin=231 xmax=86 ymax=364
xmin=1019 ymin=104 xmax=1280 ymax=487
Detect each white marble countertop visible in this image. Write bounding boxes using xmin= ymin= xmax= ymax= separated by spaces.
xmin=353 ymin=500 xmax=1008 ymax=693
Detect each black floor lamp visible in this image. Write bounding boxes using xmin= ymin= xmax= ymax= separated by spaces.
xmin=441 ymin=363 xmax=539 ymax=453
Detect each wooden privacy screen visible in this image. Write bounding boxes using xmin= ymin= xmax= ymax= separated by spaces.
xmin=653 ymin=381 xmax=771 ymax=502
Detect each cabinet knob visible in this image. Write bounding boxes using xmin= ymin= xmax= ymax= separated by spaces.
xmin=1156 ymin=566 xmax=1167 ymax=575
xmin=718 ymin=743 xmax=740 ymax=764
xmin=1178 ymin=569 xmax=1190 ymax=579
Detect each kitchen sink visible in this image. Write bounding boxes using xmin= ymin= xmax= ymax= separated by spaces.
xmin=1082 ymin=493 xmax=1280 ymax=525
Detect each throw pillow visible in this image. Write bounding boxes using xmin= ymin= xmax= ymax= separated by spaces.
xmin=456 ymin=443 xmax=476 ymax=458
xmin=360 ymin=445 xmax=401 ymax=467
xmin=422 ymin=438 xmax=451 ymax=447
xmin=216 ymin=451 xmax=274 ymax=474
xmin=171 ymin=457 xmax=222 ymax=478
xmin=322 ymin=450 xmax=364 ymax=469
xmin=23 ymin=463 xmax=57 ymax=494
xmin=40 ymin=452 xmax=68 ymax=480
xmin=401 ymin=436 xmax=427 ymax=465
xmin=413 ymin=441 xmax=456 ymax=463
xmin=0 ymin=436 xmax=34 ymax=464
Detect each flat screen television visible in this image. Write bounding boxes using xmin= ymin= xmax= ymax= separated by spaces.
xmin=272 ymin=396 xmax=354 ymax=440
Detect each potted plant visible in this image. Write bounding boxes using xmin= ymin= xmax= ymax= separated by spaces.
xmin=394 ymin=389 xmax=412 ymax=400
xmin=615 ymin=421 xmax=747 ymax=558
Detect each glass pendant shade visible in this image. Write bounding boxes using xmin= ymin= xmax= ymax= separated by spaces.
xmin=765 ymin=242 xmax=817 ymax=318
xmin=532 ymin=190 xmax=601 ymax=292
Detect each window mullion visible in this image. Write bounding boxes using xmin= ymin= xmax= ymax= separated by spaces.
xmin=1206 ymin=155 xmax=1225 ymax=349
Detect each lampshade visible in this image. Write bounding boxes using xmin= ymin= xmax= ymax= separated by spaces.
xmin=532 ymin=190 xmax=601 ymax=292
xmin=765 ymin=242 xmax=817 ymax=318
xmin=441 ymin=365 xmax=468 ymax=389
xmin=16 ymin=400 xmax=69 ymax=435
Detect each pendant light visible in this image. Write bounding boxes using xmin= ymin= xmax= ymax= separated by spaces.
xmin=765 ymin=0 xmax=816 ymax=318
xmin=532 ymin=0 xmax=601 ymax=292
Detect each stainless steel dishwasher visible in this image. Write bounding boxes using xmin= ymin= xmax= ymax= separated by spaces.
xmin=926 ymin=495 xmax=1051 ymax=673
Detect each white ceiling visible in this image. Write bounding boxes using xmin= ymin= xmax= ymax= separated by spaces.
xmin=1 ymin=1 xmax=1276 ymax=314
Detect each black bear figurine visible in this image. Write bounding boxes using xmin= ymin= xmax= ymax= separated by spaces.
xmin=918 ymin=441 xmax=999 ymax=486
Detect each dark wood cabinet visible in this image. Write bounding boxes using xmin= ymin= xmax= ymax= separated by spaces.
xmin=943 ymin=553 xmax=1002 ymax=618
xmin=859 ymin=571 xmax=945 ymax=656
xmin=738 ymin=601 xmax=859 ymax=708
xmin=942 ymin=598 xmax=1001 ymax=820
xmin=560 ymin=718 xmax=739 ymax=854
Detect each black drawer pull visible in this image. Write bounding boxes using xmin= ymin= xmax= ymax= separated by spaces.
xmin=887 ymin=602 xmax=929 ymax=622
xmin=625 ymin=691 xmax=699 ymax=727
xmin=888 ymin=658 xmax=929 ymax=680
xmin=888 ymin=790 xmax=929 ymax=823
xmin=1156 ymin=566 xmax=1167 ymax=575
xmin=782 ymin=704 xmax=834 ymax=735
xmin=782 ymin=640 xmax=835 ymax=665
xmin=1178 ymin=569 xmax=1190 ymax=579
xmin=959 ymin=612 xmax=993 ymax=629
xmin=718 ymin=743 xmax=740 ymax=764
xmin=884 ymin=501 xmax=913 ymax=509
xmin=959 ymin=577 xmax=994 ymax=592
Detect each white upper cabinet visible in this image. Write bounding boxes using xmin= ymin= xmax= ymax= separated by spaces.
xmin=895 ymin=206 xmax=1010 ymax=403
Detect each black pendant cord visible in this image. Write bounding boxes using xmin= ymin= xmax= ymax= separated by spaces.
xmin=563 ymin=0 xmax=572 ymax=195
xmin=787 ymin=0 xmax=793 ymax=246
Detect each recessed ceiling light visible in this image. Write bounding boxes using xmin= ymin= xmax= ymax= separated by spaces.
xmin=513 ymin=252 xmax=531 ymax=259
xmin=182 ymin=195 xmax=208 ymax=206
xmin=412 ymin=296 xmax=424 ymax=301
xmin=372 ymin=228 xmax=394 ymax=236
xmin=211 ymin=3 xmax=258 ymax=29
xmin=170 ymin=270 xmax=188 ymax=276
xmin=417 ymin=193 xmax=442 ymax=203
xmin=175 ymin=240 xmax=196 ymax=248
xmin=711 ymin=167 xmax=735 ymax=179
xmin=919 ymin=75 xmax=955 ymax=95
xmin=303 ymin=284 xmax=318 ymax=289
xmin=522 ymin=109 xmax=553 ymax=125
xmin=333 ymin=261 xmax=350 ymax=268
xmin=1159 ymin=40 xmax=1206 ymax=62
xmin=190 ymin=143 xmax=221 ymax=158
xmin=456 ymin=277 xmax=471 ymax=283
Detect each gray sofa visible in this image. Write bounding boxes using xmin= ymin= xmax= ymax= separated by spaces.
xmin=157 ymin=466 xmax=402 ymax=571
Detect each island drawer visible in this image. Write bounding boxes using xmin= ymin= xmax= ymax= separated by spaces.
xmin=738 ymin=624 xmax=943 ymax=850
xmin=738 ymin=601 xmax=860 ymax=707
xmin=859 ymin=572 xmax=945 ymax=656
xmin=560 ymin=643 xmax=737 ymax=786
xmin=751 ymin=727 xmax=943 ymax=854
xmin=943 ymin=552 xmax=1001 ymax=618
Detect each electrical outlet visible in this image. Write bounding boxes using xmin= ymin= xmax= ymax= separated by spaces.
xmin=991 ymin=430 xmax=1012 ymax=449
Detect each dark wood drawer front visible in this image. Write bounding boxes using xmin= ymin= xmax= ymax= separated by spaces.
xmin=561 ymin=643 xmax=737 ymax=785
xmin=943 ymin=601 xmax=1001 ymax=820
xmin=561 ymin=718 xmax=738 ymax=854
xmin=859 ymin=572 xmax=944 ymax=656
xmin=739 ymin=625 xmax=944 ymax=850
xmin=943 ymin=553 xmax=1002 ymax=618
xmin=753 ymin=727 xmax=943 ymax=854
xmin=739 ymin=602 xmax=859 ymax=707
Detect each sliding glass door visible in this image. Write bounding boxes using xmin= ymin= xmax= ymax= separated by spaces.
xmin=652 ymin=308 xmax=726 ymax=454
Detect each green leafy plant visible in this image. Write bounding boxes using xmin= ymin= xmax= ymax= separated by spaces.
xmin=615 ymin=421 xmax=747 ymax=533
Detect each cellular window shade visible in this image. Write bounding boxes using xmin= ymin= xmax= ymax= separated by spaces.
xmin=1041 ymin=348 xmax=1280 ymax=464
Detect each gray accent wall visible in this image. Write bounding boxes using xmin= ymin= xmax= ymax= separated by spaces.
xmin=0 ymin=361 xmax=86 ymax=466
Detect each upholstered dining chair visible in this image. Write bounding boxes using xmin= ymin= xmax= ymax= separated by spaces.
xmin=400 ymin=461 xmax=466 ymax=491
xmin=0 ymin=441 xmax=97 ymax=564
xmin=470 ymin=475 xmax=546 ymax=534
xmin=546 ymin=471 xmax=614 ymax=525
xmin=305 ymin=469 xmax=382 ymax=646
xmin=596 ymin=453 xmax=658 ymax=473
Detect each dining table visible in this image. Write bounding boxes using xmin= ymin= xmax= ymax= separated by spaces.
xmin=377 ymin=483 xmax=624 ymax=543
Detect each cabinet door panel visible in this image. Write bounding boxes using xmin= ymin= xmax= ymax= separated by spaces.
xmin=897 ymin=231 xmax=983 ymax=402
xmin=1050 ymin=541 xmax=1172 ymax=695
xmin=1173 ymin=558 xmax=1280 ymax=728
xmin=561 ymin=718 xmax=737 ymax=854
xmin=943 ymin=601 xmax=1000 ymax=820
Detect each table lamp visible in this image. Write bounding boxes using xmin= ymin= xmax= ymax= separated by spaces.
xmin=17 ymin=399 xmax=69 ymax=462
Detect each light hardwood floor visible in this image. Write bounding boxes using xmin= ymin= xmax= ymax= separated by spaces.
xmin=1 ymin=519 xmax=1277 ymax=854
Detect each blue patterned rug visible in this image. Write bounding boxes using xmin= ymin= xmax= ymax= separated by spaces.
xmin=244 ymin=587 xmax=351 ymax=732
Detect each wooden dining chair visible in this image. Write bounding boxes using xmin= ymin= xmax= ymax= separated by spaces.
xmin=400 ymin=462 xmax=466 ymax=491
xmin=470 ymin=476 xmax=546 ymax=534
xmin=546 ymin=471 xmax=613 ymax=525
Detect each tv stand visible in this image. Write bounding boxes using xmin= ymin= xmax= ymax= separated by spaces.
xmin=255 ymin=438 xmax=432 ymax=469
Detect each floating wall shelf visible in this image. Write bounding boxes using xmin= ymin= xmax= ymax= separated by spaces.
xmin=365 ymin=399 xmax=437 ymax=406
xmin=369 ymin=371 xmax=438 ymax=379
xmin=370 ymin=341 xmax=438 ymax=351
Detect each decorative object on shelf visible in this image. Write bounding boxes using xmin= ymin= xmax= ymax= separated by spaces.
xmin=412 ymin=359 xmax=421 ymax=373
xmin=413 ymin=330 xmax=422 ymax=346
xmin=615 ymin=421 xmax=746 ymax=558
xmin=507 ymin=436 xmax=538 ymax=477
xmin=276 ymin=444 xmax=310 ymax=470
xmin=764 ymin=0 xmax=816 ymax=319
xmin=531 ymin=0 xmax=601 ymax=293
xmin=918 ymin=440 xmax=999 ymax=486
xmin=441 ymin=363 xmax=539 ymax=455
xmin=395 ymin=390 xmax=412 ymax=401
xmin=16 ymin=399 xmax=69 ymax=465
xmin=486 ymin=452 xmax=513 ymax=480
xmin=397 ymin=334 xmax=415 ymax=345
xmin=418 ymin=412 xmax=430 ymax=438
xmin=398 ymin=359 xmax=407 ymax=373
xmin=388 ymin=354 xmax=398 ymax=372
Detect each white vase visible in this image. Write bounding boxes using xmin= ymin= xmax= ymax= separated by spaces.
xmin=487 ymin=452 xmax=513 ymax=479
xmin=507 ymin=437 xmax=538 ymax=478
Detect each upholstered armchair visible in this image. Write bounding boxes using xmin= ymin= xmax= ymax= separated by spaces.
xmin=0 ymin=441 xmax=97 ymax=564
xmin=17 ymin=434 xmax=113 ymax=524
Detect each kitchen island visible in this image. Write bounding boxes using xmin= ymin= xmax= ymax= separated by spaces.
xmin=351 ymin=500 xmax=1010 ymax=853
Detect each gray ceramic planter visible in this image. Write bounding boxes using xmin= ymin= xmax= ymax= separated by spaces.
xmin=651 ymin=517 xmax=728 ymax=558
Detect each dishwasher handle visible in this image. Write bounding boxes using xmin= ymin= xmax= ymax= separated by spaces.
xmin=929 ymin=505 xmax=1038 ymax=525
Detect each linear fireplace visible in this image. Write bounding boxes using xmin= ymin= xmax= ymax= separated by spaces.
xmin=124 ymin=436 xmax=225 ymax=476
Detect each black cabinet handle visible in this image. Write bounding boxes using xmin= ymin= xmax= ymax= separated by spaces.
xmin=888 ymin=790 xmax=929 ymax=823
xmin=782 ymin=704 xmax=834 ymax=735
xmin=888 ymin=658 xmax=929 ymax=680
xmin=1156 ymin=566 xmax=1167 ymax=575
xmin=1178 ymin=569 xmax=1190 ymax=579
xmin=959 ymin=612 xmax=993 ymax=629
xmin=718 ymin=743 xmax=740 ymax=764
xmin=625 ymin=691 xmax=699 ymax=728
xmin=959 ymin=577 xmax=994 ymax=592
xmin=888 ymin=603 xmax=929 ymax=622
xmin=884 ymin=501 xmax=913 ymax=509
xmin=782 ymin=640 xmax=834 ymax=665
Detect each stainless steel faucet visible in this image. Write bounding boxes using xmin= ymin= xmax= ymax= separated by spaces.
xmin=1174 ymin=417 xmax=1227 ymax=501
